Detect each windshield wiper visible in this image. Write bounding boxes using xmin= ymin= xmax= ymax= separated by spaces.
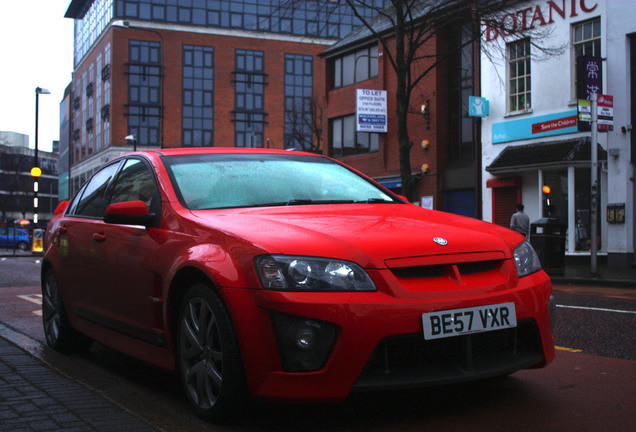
xmin=253 ymin=199 xmax=374 ymax=207
xmin=286 ymin=199 xmax=359 ymax=206
xmin=286 ymin=199 xmax=314 ymax=206
xmin=355 ymin=198 xmax=394 ymax=203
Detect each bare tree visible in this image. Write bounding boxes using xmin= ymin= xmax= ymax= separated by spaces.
xmin=279 ymin=0 xmax=564 ymax=199
xmin=285 ymin=98 xmax=324 ymax=153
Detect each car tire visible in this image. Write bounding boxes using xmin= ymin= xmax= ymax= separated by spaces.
xmin=177 ymin=283 xmax=248 ymax=423
xmin=41 ymin=269 xmax=92 ymax=353
xmin=17 ymin=241 xmax=29 ymax=251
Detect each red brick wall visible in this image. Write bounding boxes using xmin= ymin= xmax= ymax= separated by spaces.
xmin=72 ymin=27 xmax=330 ymax=162
xmin=323 ymin=34 xmax=447 ymax=206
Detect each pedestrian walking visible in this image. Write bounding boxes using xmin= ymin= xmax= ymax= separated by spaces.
xmin=510 ymin=204 xmax=530 ymax=237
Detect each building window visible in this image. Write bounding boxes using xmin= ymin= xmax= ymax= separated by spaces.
xmin=573 ymin=19 xmax=601 ymax=58
xmin=508 ymin=39 xmax=531 ymax=112
xmin=112 ymin=0 xmax=386 ymax=42
xmin=73 ymin=0 xmax=114 ymax=66
xmin=103 ymin=43 xmax=111 ymax=149
xmin=182 ymin=45 xmax=214 ymax=147
xmin=81 ymin=71 xmax=87 ymax=158
xmin=331 ymin=44 xmax=378 ymax=89
xmin=330 ymin=114 xmax=379 ymax=157
xmin=96 ymin=54 xmax=102 ymax=152
xmin=573 ymin=18 xmax=601 ymax=99
xmin=72 ymin=79 xmax=80 ymax=165
xmin=127 ymin=40 xmax=161 ymax=147
xmin=234 ymin=50 xmax=266 ymax=147
xmin=88 ymin=63 xmax=95 ymax=155
xmin=284 ymin=54 xmax=313 ymax=151
xmin=448 ymin=21 xmax=476 ymax=163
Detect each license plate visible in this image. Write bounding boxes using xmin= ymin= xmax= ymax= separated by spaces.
xmin=422 ymin=302 xmax=517 ymax=340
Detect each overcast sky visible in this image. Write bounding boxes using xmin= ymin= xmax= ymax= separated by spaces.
xmin=0 ymin=0 xmax=74 ymax=152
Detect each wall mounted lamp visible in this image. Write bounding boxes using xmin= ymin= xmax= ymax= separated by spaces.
xmin=420 ymin=99 xmax=430 ymax=129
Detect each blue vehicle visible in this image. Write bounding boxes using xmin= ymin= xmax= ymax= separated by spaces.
xmin=0 ymin=226 xmax=31 ymax=251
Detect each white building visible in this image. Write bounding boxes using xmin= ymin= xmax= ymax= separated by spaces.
xmin=480 ymin=0 xmax=635 ymax=270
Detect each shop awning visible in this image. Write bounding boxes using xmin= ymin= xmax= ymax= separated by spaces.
xmin=486 ymin=137 xmax=607 ymax=174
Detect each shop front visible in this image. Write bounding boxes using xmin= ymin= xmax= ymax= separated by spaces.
xmin=486 ymin=138 xmax=607 ymax=258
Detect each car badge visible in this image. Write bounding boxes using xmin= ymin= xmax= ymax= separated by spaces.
xmin=433 ymin=237 xmax=448 ymax=246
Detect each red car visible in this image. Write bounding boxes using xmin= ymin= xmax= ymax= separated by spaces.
xmin=42 ymin=148 xmax=555 ymax=421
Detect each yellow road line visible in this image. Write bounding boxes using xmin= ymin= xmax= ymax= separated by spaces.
xmin=555 ymin=346 xmax=583 ymax=353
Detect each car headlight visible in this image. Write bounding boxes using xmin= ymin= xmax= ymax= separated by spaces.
xmin=514 ymin=240 xmax=542 ymax=277
xmin=255 ymin=255 xmax=376 ymax=291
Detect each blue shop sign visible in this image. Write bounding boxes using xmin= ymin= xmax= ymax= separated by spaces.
xmin=492 ymin=110 xmax=578 ymax=144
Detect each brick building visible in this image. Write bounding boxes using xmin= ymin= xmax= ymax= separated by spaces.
xmin=62 ymin=0 xmax=386 ymax=196
xmin=319 ymin=8 xmax=482 ymax=216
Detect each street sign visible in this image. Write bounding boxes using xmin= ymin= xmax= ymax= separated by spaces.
xmin=469 ymin=96 xmax=489 ymax=117
xmin=578 ymin=99 xmax=591 ymax=131
xmin=597 ymin=94 xmax=613 ymax=131
xmin=32 ymin=229 xmax=43 ymax=253
xmin=578 ymin=94 xmax=613 ymax=132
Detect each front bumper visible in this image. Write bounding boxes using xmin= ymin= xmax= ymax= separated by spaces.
xmin=222 ymin=263 xmax=555 ymax=402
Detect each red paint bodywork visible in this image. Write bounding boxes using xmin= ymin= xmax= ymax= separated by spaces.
xmin=43 ymin=148 xmax=555 ymax=402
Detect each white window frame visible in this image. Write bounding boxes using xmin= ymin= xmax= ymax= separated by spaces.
xmin=571 ymin=17 xmax=601 ymax=99
xmin=507 ymin=38 xmax=531 ymax=114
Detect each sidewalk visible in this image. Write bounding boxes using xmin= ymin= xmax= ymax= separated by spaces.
xmin=550 ymin=260 xmax=636 ymax=288
xmin=0 ymin=336 xmax=159 ymax=432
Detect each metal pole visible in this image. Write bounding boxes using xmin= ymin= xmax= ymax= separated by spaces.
xmin=35 ymin=90 xmax=40 ymax=168
xmin=34 ymin=89 xmax=40 ymax=226
xmin=590 ymin=93 xmax=598 ymax=274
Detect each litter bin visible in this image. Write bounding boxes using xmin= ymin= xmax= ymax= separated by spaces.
xmin=530 ymin=218 xmax=565 ymax=275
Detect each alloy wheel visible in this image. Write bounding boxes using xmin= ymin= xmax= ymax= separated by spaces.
xmin=42 ymin=271 xmax=63 ymax=346
xmin=179 ymin=296 xmax=224 ymax=410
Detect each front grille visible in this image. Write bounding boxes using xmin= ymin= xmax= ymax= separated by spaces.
xmin=354 ymin=319 xmax=544 ymax=391
xmin=391 ymin=260 xmax=500 ymax=279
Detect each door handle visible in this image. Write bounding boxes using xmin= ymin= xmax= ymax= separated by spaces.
xmin=92 ymin=233 xmax=106 ymax=243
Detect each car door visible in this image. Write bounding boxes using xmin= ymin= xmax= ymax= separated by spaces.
xmin=56 ymin=160 xmax=123 ymax=320
xmin=88 ymin=157 xmax=166 ymax=346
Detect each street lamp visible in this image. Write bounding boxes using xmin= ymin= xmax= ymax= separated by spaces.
xmin=33 ymin=86 xmax=51 ymax=225
xmin=126 ymin=134 xmax=137 ymax=151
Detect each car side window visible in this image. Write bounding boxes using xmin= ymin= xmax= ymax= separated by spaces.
xmin=108 ymin=158 xmax=160 ymax=215
xmin=73 ymin=162 xmax=122 ymax=218
xmin=66 ymin=182 xmax=88 ymax=215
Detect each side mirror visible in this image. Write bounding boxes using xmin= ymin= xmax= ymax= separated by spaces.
xmin=53 ymin=200 xmax=70 ymax=215
xmin=104 ymin=200 xmax=157 ymax=227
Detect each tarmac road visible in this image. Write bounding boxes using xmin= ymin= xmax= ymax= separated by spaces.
xmin=0 ymin=256 xmax=634 ymax=431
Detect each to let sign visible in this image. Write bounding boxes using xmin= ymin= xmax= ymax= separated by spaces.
xmin=356 ymin=89 xmax=388 ymax=133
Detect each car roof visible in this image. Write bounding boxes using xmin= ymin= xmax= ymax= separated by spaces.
xmin=141 ymin=147 xmax=323 ymax=158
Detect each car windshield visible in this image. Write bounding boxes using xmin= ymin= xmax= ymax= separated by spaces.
xmin=163 ymin=153 xmax=397 ymax=210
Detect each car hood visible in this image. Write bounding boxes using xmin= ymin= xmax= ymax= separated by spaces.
xmin=190 ymin=203 xmax=522 ymax=269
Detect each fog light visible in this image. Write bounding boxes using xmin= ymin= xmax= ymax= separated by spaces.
xmin=296 ymin=328 xmax=316 ymax=350
xmin=270 ymin=312 xmax=338 ymax=372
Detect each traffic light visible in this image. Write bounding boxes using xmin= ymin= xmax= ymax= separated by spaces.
xmin=31 ymin=167 xmax=42 ymax=177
